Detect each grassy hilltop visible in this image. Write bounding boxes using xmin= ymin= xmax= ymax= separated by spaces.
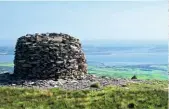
xmin=0 ymin=80 xmax=168 ymax=109
xmin=0 ymin=62 xmax=168 ymax=109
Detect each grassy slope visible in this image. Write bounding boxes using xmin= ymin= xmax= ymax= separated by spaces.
xmin=0 ymin=81 xmax=168 ymax=109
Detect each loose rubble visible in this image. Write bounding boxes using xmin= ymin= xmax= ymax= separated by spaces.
xmin=0 ymin=73 xmax=145 ymax=90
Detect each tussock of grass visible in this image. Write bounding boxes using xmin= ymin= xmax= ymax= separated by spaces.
xmin=0 ymin=80 xmax=167 ymax=109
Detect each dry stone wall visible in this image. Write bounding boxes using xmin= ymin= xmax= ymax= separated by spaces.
xmin=13 ymin=33 xmax=87 ymax=80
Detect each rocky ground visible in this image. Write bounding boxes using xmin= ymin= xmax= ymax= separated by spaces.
xmin=0 ymin=73 xmax=146 ymax=90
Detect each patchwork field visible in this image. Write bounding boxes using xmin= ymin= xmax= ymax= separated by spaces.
xmin=88 ymin=65 xmax=168 ymax=80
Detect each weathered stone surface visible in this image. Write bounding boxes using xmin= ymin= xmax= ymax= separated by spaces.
xmin=13 ymin=33 xmax=87 ymax=80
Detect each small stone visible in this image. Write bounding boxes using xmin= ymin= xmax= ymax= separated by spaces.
xmin=18 ymin=60 xmax=26 ymax=63
xmin=48 ymin=80 xmax=57 ymax=86
xmin=28 ymin=82 xmax=35 ymax=85
xmin=50 ymin=60 xmax=54 ymax=62
xmin=91 ymin=74 xmax=96 ymax=78
xmin=71 ymin=80 xmax=78 ymax=83
xmin=57 ymin=79 xmax=66 ymax=84
xmin=68 ymin=59 xmax=76 ymax=63
xmin=51 ymin=37 xmax=63 ymax=42
xmin=54 ymin=85 xmax=58 ymax=88
xmin=70 ymin=45 xmax=79 ymax=52
xmin=25 ymin=42 xmax=32 ymax=45
xmin=22 ymin=64 xmax=32 ymax=68
xmin=57 ymin=81 xmax=63 ymax=86
xmin=56 ymin=61 xmax=64 ymax=64
xmin=12 ymin=84 xmax=16 ymax=86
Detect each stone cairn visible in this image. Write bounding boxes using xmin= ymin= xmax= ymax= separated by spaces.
xmin=13 ymin=33 xmax=87 ymax=80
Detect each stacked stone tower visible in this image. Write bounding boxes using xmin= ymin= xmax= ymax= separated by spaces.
xmin=13 ymin=33 xmax=87 ymax=80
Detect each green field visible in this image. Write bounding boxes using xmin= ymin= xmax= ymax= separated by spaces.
xmin=0 ymin=81 xmax=168 ymax=109
xmin=88 ymin=65 xmax=168 ymax=80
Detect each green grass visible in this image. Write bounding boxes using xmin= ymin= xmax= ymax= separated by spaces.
xmin=0 ymin=80 xmax=167 ymax=109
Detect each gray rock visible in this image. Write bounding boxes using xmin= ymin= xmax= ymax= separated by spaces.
xmin=71 ymin=80 xmax=78 ymax=83
xmin=54 ymin=85 xmax=58 ymax=88
xmin=56 ymin=61 xmax=64 ymax=64
xmin=57 ymin=79 xmax=67 ymax=84
xmin=12 ymin=84 xmax=16 ymax=86
xmin=28 ymin=82 xmax=35 ymax=85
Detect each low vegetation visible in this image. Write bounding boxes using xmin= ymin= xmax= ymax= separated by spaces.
xmin=0 ymin=80 xmax=167 ymax=109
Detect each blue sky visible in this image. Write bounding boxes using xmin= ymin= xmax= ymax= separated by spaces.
xmin=0 ymin=1 xmax=167 ymax=46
